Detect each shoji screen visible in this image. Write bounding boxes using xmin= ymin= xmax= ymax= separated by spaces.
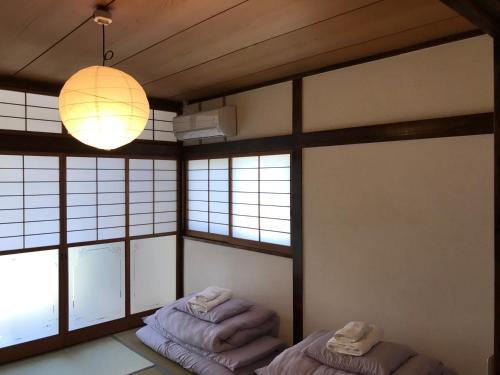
xmin=137 ymin=110 xmax=176 ymax=141
xmin=0 ymin=249 xmax=58 ymax=348
xmin=66 ymin=157 xmax=125 ymax=243
xmin=187 ymin=158 xmax=229 ymax=235
xmin=68 ymin=241 xmax=125 ymax=330
xmin=0 ymin=90 xmax=61 ymax=133
xmin=232 ymin=154 xmax=290 ymax=246
xmin=0 ymin=155 xmax=60 ymax=251
xmin=130 ymin=235 xmax=177 ymax=314
xmin=129 ymin=159 xmax=177 ymax=236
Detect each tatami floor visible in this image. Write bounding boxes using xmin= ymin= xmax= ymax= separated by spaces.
xmin=0 ymin=329 xmax=192 ymax=375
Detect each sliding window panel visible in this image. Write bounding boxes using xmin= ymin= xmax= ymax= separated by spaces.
xmin=153 ymin=110 xmax=177 ymax=142
xmin=130 ymin=235 xmax=176 ymax=314
xmin=187 ymin=159 xmax=209 ymax=232
xmin=68 ymin=242 xmax=125 ymax=330
xmin=154 ymin=159 xmax=177 ymax=233
xmin=0 ymin=155 xmax=23 ymax=251
xmin=259 ymin=154 xmax=291 ymax=246
xmin=67 ymin=157 xmax=97 ymax=243
xmin=129 ymin=159 xmax=154 ymax=236
xmin=0 ymin=90 xmax=25 ymax=131
xmin=0 ymin=155 xmax=60 ymax=251
xmin=209 ymin=158 xmax=229 ymax=235
xmin=231 ymin=156 xmax=259 ymax=241
xmin=67 ymin=157 xmax=125 ymax=243
xmin=0 ymin=249 xmax=58 ymax=348
xmin=97 ymin=158 xmax=125 ymax=240
xmin=24 ymin=156 xmax=60 ymax=248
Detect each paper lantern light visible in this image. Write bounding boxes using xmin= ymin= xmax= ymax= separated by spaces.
xmin=59 ymin=65 xmax=149 ymax=150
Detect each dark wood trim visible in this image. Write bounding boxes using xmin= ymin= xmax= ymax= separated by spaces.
xmin=0 ymin=75 xmax=181 ymax=112
xmin=184 ymin=113 xmax=493 ymax=158
xmin=184 ymin=234 xmax=293 ymax=259
xmin=0 ymin=131 xmax=180 ymax=157
xmin=291 ymin=148 xmax=303 ymax=344
xmin=493 ymin=37 xmax=499 ymax=375
xmin=59 ymin=157 xmax=68 ymax=336
xmin=0 ymin=310 xmax=155 ymax=365
xmin=184 ymin=135 xmax=293 ymax=158
xmin=291 ymin=78 xmax=303 ymax=344
xmin=125 ymin=158 xmax=131 ymax=317
xmin=298 ymin=113 xmax=493 ymax=148
xmin=292 ymin=79 xmax=302 ymax=136
xmin=188 ymin=29 xmax=484 ymax=104
xmin=176 ymin=156 xmax=184 ymax=299
xmin=440 ymin=0 xmax=500 ymax=37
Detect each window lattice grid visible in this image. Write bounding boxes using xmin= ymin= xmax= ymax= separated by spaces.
xmin=66 ymin=157 xmax=126 ymax=243
xmin=137 ymin=110 xmax=177 ymax=142
xmin=0 ymin=155 xmax=60 ymax=252
xmin=0 ymin=90 xmax=62 ymax=134
xmin=187 ymin=158 xmax=229 ymax=236
xmin=129 ymin=159 xmax=177 ymax=236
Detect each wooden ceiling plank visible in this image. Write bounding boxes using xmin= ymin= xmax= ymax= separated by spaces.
xmin=142 ymin=0 xmax=466 ymax=99
xmin=114 ymin=0 xmax=379 ymax=83
xmin=180 ymin=19 xmax=477 ymax=102
xmin=15 ymin=0 xmax=245 ymax=83
xmin=0 ymin=1 xmax=102 ymax=76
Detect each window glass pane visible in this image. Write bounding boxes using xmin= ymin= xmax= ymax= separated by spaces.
xmin=232 ymin=156 xmax=258 ymax=169
xmin=68 ymin=242 xmax=125 ymax=330
xmin=130 ymin=224 xmax=153 ymax=237
xmin=155 ymin=222 xmax=176 ymax=233
xmin=188 ymin=220 xmax=208 ymax=232
xmin=260 ymin=154 xmax=290 ymax=168
xmin=130 ymin=236 xmax=176 ymax=314
xmin=188 ymin=159 xmax=208 ymax=170
xmin=232 ymin=226 xmax=259 ymax=241
xmin=210 ymin=223 xmax=229 ymax=236
xmin=260 ymin=230 xmax=290 ymax=246
xmin=0 ymin=249 xmax=58 ymax=348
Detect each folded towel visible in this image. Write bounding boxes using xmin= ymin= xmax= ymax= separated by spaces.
xmin=327 ymin=325 xmax=383 ymax=356
xmin=333 ymin=321 xmax=370 ymax=344
xmin=187 ymin=286 xmax=232 ymax=313
xmin=176 ymin=295 xmax=253 ymax=323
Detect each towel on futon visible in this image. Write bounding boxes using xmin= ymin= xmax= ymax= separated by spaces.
xmin=327 ymin=324 xmax=383 ymax=356
xmin=333 ymin=321 xmax=370 ymax=343
xmin=187 ymin=286 xmax=232 ymax=313
xmin=306 ymin=330 xmax=414 ymax=375
xmin=176 ymin=295 xmax=253 ymax=323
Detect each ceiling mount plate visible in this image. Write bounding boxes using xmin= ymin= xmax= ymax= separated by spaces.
xmin=93 ymin=8 xmax=112 ymax=26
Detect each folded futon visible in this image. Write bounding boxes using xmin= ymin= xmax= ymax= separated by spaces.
xmin=136 ymin=294 xmax=286 ymax=374
xmin=255 ymin=330 xmax=457 ymax=375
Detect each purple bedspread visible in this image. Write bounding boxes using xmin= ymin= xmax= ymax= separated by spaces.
xmin=256 ymin=331 xmax=454 ymax=375
xmin=148 ymin=295 xmax=278 ymax=353
xmin=137 ymin=325 xmax=283 ymax=375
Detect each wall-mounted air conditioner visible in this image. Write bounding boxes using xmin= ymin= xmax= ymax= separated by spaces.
xmin=173 ymin=106 xmax=236 ymax=140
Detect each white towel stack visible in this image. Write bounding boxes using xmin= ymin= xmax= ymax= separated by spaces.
xmin=327 ymin=321 xmax=383 ymax=356
xmin=187 ymin=286 xmax=232 ymax=313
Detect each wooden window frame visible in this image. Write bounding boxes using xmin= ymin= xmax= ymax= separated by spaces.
xmin=184 ymin=152 xmax=293 ymax=258
xmin=0 ymin=150 xmax=179 ymax=363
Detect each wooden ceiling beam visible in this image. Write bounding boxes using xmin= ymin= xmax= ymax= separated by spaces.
xmin=0 ymin=75 xmax=182 ymax=112
xmin=440 ymin=0 xmax=500 ymax=36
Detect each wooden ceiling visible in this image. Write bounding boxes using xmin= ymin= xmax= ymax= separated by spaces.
xmin=0 ymin=0 xmax=477 ymax=103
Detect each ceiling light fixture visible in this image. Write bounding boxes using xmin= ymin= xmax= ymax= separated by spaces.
xmin=58 ymin=8 xmax=149 ymax=150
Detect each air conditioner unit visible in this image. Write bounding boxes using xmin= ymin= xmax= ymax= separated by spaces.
xmin=173 ymin=106 xmax=237 ymax=140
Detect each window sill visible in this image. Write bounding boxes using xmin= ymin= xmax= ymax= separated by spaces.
xmin=183 ymin=231 xmax=293 ymax=258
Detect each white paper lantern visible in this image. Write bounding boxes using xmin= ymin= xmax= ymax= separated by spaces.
xmin=59 ymin=65 xmax=149 ymax=150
